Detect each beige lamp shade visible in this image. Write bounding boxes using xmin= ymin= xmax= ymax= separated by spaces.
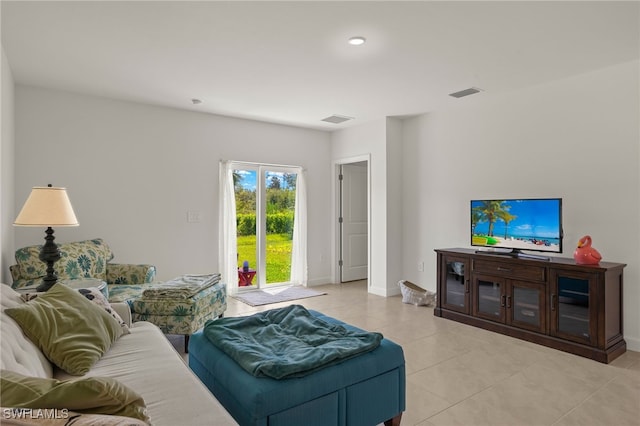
xmin=14 ymin=187 xmax=79 ymax=227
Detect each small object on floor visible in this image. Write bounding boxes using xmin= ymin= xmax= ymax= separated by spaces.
xmin=398 ymin=280 xmax=436 ymax=306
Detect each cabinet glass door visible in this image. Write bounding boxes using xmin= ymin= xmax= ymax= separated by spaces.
xmin=509 ymin=281 xmax=546 ymax=333
xmin=473 ymin=276 xmax=505 ymax=322
xmin=554 ymin=275 xmax=593 ymax=343
xmin=442 ymin=257 xmax=469 ymax=313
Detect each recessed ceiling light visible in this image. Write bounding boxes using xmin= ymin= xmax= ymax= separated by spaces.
xmin=348 ymin=36 xmax=366 ymax=46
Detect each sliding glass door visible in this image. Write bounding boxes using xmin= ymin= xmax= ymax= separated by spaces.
xmin=233 ymin=164 xmax=298 ymax=289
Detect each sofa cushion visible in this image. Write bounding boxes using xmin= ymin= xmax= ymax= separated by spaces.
xmin=0 ymin=370 xmax=149 ymax=423
xmin=14 ymin=239 xmax=113 ymax=282
xmin=5 ymin=284 xmax=124 ymax=376
xmin=55 ymin=321 xmax=237 ymax=426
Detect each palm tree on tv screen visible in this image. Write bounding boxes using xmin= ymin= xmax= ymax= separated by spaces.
xmin=471 ymin=210 xmax=483 ymax=235
xmin=497 ymin=211 xmax=517 ymax=239
xmin=473 ymin=200 xmax=510 ymax=237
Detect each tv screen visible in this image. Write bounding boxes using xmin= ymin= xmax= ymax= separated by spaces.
xmin=471 ymin=198 xmax=563 ymax=254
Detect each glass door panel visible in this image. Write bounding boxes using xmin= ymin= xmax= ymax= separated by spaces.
xmin=234 ymin=168 xmax=258 ymax=288
xmin=264 ymin=170 xmax=296 ymax=285
xmin=474 ymin=276 xmax=504 ymax=322
xmin=556 ymin=276 xmax=591 ymax=342
xmin=510 ymin=283 xmax=545 ymax=333
xmin=442 ymin=258 xmax=468 ymax=313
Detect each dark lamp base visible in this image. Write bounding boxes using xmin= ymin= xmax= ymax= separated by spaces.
xmin=36 ymin=226 xmax=61 ymax=292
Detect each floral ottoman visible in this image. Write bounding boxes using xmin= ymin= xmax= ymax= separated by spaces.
xmin=109 ymin=276 xmax=227 ymax=351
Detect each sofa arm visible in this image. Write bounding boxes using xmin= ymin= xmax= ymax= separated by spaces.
xmin=8 ymin=264 xmax=38 ymax=291
xmin=10 ymin=277 xmax=42 ymax=290
xmin=9 ymin=264 xmax=21 ymax=282
xmin=106 ymin=264 xmax=156 ymax=285
xmin=111 ymin=302 xmax=132 ymax=327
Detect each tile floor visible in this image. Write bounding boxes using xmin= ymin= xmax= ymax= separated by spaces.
xmin=168 ymin=280 xmax=640 ymax=426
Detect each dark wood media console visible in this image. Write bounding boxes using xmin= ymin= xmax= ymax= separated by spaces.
xmin=434 ymin=248 xmax=626 ymax=363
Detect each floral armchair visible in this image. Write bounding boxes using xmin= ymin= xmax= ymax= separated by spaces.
xmin=10 ymin=238 xmax=225 ymax=351
xmin=9 ymin=238 xmax=156 ymax=290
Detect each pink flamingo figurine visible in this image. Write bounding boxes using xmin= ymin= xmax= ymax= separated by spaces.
xmin=573 ymin=235 xmax=602 ymax=265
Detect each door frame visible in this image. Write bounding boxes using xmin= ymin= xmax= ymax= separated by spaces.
xmin=332 ymin=154 xmax=371 ymax=285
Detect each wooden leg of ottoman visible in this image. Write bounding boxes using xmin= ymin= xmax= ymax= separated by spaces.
xmin=185 ymin=335 xmax=190 ymax=353
xmin=384 ymin=412 xmax=402 ymax=426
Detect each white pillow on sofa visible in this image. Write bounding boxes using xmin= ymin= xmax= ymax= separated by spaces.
xmin=0 ymin=284 xmax=53 ymax=378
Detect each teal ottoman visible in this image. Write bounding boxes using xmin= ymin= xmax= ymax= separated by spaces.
xmin=188 ymin=310 xmax=405 ymax=426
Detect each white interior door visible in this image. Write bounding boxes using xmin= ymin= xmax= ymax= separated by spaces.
xmin=340 ymin=163 xmax=368 ymax=282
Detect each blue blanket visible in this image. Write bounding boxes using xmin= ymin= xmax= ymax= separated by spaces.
xmin=203 ymin=305 xmax=383 ymax=379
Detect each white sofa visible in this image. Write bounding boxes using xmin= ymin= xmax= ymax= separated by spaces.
xmin=0 ymin=283 xmax=237 ymax=425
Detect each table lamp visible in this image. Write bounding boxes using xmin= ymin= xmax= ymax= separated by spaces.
xmin=14 ymin=185 xmax=79 ymax=292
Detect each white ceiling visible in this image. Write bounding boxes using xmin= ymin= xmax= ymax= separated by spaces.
xmin=2 ymin=1 xmax=639 ymax=131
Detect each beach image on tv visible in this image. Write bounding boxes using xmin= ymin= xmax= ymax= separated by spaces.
xmin=471 ymin=199 xmax=561 ymax=252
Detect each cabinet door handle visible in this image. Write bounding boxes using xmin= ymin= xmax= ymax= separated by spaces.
xmin=506 ymin=295 xmax=511 ymax=308
xmin=551 ymin=294 xmax=556 ymax=311
xmin=501 ymin=294 xmax=506 ymax=307
xmin=497 ymin=267 xmax=512 ymax=272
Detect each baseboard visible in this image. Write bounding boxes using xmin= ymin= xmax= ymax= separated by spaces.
xmin=367 ymin=285 xmax=402 ymax=298
xmin=625 ymin=335 xmax=640 ymax=352
xmin=307 ymin=277 xmax=333 ymax=287
xmin=386 ymin=285 xmax=401 ymax=297
xmin=306 ymin=278 xmax=402 ymax=298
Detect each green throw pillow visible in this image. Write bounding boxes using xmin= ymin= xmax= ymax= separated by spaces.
xmin=0 ymin=370 xmax=149 ymax=423
xmin=5 ymin=283 xmax=124 ymax=375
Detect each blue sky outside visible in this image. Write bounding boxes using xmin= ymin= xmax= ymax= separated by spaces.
xmin=472 ymin=199 xmax=561 ymax=239
xmin=234 ymin=169 xmax=295 ymax=191
xmin=235 ymin=170 xmax=257 ymax=190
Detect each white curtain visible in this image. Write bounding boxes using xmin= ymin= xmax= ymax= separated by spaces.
xmin=219 ymin=161 xmax=238 ymax=295
xmin=290 ymin=169 xmax=308 ymax=285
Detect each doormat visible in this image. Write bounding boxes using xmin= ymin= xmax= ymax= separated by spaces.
xmin=232 ymin=286 xmax=327 ymax=307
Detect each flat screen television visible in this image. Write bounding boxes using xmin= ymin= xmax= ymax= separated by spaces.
xmin=471 ymin=198 xmax=563 ymax=257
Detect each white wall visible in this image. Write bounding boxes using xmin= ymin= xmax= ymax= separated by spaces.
xmin=1 ymin=47 xmax=15 ymax=284
xmin=13 ymin=86 xmax=333 ymax=285
xmin=385 ymin=118 xmax=403 ymax=292
xmin=402 ymin=61 xmax=640 ymax=351
xmin=332 ymin=118 xmax=404 ymax=297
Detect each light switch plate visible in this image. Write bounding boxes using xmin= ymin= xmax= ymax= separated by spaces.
xmin=187 ymin=211 xmax=201 ymax=223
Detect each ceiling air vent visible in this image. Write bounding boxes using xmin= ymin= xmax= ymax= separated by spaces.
xmin=449 ymin=87 xmax=483 ymax=98
xmin=321 ymin=115 xmax=354 ymax=124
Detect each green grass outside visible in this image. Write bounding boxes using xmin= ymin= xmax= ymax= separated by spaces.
xmin=237 ymin=233 xmax=293 ymax=284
